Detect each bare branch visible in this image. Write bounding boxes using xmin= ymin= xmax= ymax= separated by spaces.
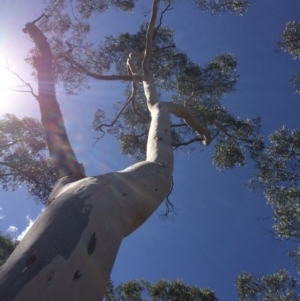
xmin=153 ymin=0 xmax=173 ymax=40
xmin=63 ymin=54 xmax=142 ymax=82
xmin=143 ymin=0 xmax=160 ymax=74
xmin=94 ymin=79 xmax=138 ymax=142
xmin=0 ymin=64 xmax=38 ymax=98
xmin=172 ymin=137 xmax=203 ymax=150
xmin=30 ymin=14 xmax=48 ymax=25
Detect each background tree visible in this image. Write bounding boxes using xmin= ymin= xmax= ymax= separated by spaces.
xmin=236 ymin=269 xmax=300 ymax=301
xmin=104 ymin=278 xmax=218 ymax=301
xmin=247 ymin=127 xmax=300 ymax=271
xmin=0 ymin=232 xmax=18 ymax=268
xmin=0 ymin=114 xmax=56 ymax=204
xmin=248 ymin=127 xmax=300 ymax=242
xmin=277 ymin=21 xmax=300 ymax=95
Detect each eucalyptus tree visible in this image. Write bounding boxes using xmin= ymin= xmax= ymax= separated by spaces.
xmin=248 ymin=127 xmax=300 ymax=271
xmin=0 ymin=233 xmax=18 ymax=268
xmin=0 ymin=1 xmax=223 ymax=300
xmin=277 ymin=21 xmax=300 ymax=95
xmin=104 ymin=278 xmax=218 ymax=301
xmin=248 ymin=127 xmax=300 ymax=241
xmin=236 ymin=269 xmax=300 ymax=301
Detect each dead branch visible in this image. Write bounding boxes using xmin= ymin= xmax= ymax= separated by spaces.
xmin=0 ymin=64 xmax=38 ymax=99
xmin=93 ymin=79 xmax=138 ymax=142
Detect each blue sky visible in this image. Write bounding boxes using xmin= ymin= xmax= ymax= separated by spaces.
xmin=1 ymin=0 xmax=300 ymax=300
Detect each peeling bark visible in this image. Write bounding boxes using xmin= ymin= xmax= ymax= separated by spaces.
xmin=0 ymin=1 xmax=211 ymax=300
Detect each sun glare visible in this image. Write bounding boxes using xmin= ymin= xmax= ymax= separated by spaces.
xmin=0 ymin=56 xmax=29 ymax=112
xmin=0 ymin=58 xmax=19 ymax=95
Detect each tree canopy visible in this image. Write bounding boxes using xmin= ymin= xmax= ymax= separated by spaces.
xmin=104 ymin=278 xmax=218 ymax=301
xmin=0 ymin=232 xmax=18 ymax=268
xmin=0 ymin=114 xmax=56 ymax=204
xmin=236 ymin=269 xmax=300 ymax=301
xmin=277 ymin=21 xmax=300 ymax=95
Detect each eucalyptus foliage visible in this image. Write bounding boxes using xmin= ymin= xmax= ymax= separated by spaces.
xmin=104 ymin=278 xmax=218 ymax=301
xmin=0 ymin=232 xmax=18 ymax=268
xmin=0 ymin=114 xmax=56 ymax=204
xmin=248 ymin=127 xmax=300 ymax=241
xmin=236 ymin=269 xmax=300 ymax=301
xmin=277 ymin=21 xmax=300 ymax=94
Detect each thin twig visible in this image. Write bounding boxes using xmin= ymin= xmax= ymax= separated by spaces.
xmin=153 ymin=0 xmax=173 ymax=40
xmin=30 ymin=14 xmax=48 ymax=25
xmin=93 ymin=78 xmax=138 ymax=144
xmin=159 ymin=176 xmax=176 ymax=220
xmin=0 ymin=64 xmax=38 ymax=98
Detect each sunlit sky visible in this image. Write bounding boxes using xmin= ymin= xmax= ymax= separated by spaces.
xmin=1 ymin=0 xmax=300 ymax=300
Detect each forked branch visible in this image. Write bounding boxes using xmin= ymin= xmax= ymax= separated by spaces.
xmin=0 ymin=64 xmax=38 ymax=98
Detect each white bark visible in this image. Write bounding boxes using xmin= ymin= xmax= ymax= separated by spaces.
xmin=1 ymin=160 xmax=171 ymax=301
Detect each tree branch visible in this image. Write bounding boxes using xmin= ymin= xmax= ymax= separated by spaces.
xmin=172 ymin=137 xmax=202 ymax=150
xmin=22 ymin=21 xmax=84 ymax=179
xmin=143 ymin=0 xmax=160 ymax=74
xmin=212 ymin=120 xmax=253 ymax=144
xmin=153 ymin=0 xmax=173 ymax=40
xmin=94 ymin=79 xmax=138 ymax=141
xmin=0 ymin=64 xmax=38 ymax=99
xmin=63 ymin=54 xmax=142 ymax=82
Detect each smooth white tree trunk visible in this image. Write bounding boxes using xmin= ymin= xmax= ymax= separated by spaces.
xmin=1 ymin=161 xmax=172 ymax=300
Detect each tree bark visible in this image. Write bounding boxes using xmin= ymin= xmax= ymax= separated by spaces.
xmin=22 ymin=21 xmax=84 ymax=180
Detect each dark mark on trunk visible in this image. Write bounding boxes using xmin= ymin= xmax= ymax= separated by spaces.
xmin=87 ymin=233 xmax=97 ymax=255
xmin=73 ymin=270 xmax=81 ymax=282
